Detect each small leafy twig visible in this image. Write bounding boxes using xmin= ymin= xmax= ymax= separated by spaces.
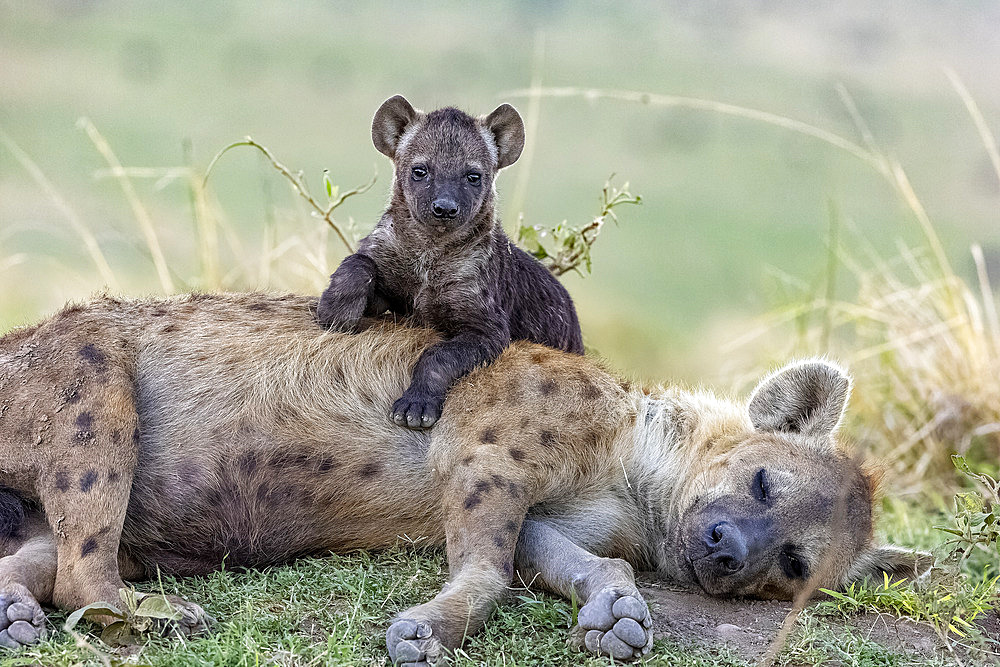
xmin=203 ymin=137 xmax=376 ymax=253
xmin=936 ymin=455 xmax=1000 ymax=560
xmin=517 ymin=176 xmax=641 ymax=277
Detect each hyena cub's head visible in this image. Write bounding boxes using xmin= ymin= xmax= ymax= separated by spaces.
xmin=372 ymin=95 xmax=524 ymax=238
xmin=668 ymin=360 xmax=932 ymax=600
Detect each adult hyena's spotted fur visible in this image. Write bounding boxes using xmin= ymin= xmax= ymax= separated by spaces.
xmin=0 ymin=294 xmax=930 ymax=660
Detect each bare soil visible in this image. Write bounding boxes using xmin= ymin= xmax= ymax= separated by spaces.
xmin=636 ymin=575 xmax=999 ymax=664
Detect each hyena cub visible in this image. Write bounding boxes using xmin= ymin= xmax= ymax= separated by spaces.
xmin=317 ymin=96 xmax=583 ymax=429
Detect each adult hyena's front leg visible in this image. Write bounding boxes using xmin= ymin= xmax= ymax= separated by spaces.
xmin=386 ymin=460 xmax=528 ymax=665
xmin=515 ymin=519 xmax=653 ymax=661
xmin=37 ymin=364 xmax=210 ymax=636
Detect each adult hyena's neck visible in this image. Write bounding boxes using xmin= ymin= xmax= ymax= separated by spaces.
xmin=620 ymin=387 xmax=751 ymax=554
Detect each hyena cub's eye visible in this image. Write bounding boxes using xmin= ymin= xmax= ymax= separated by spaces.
xmin=411 ymin=166 xmax=428 ymax=181
xmin=751 ymin=468 xmax=769 ymax=502
xmin=779 ymin=545 xmax=808 ymax=579
xmin=466 ymin=172 xmax=482 ymax=185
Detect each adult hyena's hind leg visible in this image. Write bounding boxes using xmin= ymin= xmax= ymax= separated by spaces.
xmin=386 ymin=455 xmax=532 ymax=665
xmin=31 ymin=362 xmax=211 ymax=638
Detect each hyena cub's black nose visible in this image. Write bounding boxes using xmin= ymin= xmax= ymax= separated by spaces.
xmin=431 ymin=198 xmax=460 ymax=219
xmin=704 ymin=522 xmax=748 ymax=574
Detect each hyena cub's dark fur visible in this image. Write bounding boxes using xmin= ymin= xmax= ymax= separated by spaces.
xmin=317 ymin=96 xmax=583 ymax=430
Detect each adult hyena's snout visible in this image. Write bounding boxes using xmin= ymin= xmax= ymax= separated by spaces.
xmin=702 ymin=521 xmax=749 ymax=574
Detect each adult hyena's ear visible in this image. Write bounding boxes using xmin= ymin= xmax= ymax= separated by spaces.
xmin=843 ymin=545 xmax=934 ymax=586
xmin=748 ymin=360 xmax=851 ymax=438
xmin=481 ymin=104 xmax=525 ymax=169
xmin=372 ymin=95 xmax=421 ymax=158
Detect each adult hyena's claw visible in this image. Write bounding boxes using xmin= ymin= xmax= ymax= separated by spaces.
xmin=386 ymin=618 xmax=442 ymax=665
xmin=574 ymin=588 xmax=653 ymax=661
xmin=0 ymin=585 xmax=46 ymax=650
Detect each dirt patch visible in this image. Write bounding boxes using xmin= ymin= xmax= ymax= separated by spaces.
xmin=635 ymin=575 xmax=994 ymax=664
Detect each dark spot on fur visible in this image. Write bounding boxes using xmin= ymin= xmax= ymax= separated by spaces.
xmin=479 ymin=428 xmax=498 ymax=444
xmin=507 ymin=481 xmax=523 ymax=499
xmin=530 ymin=351 xmax=547 ymax=364
xmin=474 ymin=480 xmax=491 ymax=493
xmin=108 ymin=469 xmax=121 ymax=484
xmin=80 ymin=538 xmax=98 ymax=558
xmin=358 ymin=462 xmax=381 ymax=478
xmin=318 ymin=456 xmax=338 ymax=473
xmin=151 ymin=307 xmax=169 ymax=317
xmin=55 ymin=471 xmax=71 ymax=492
xmin=78 ymin=344 xmax=106 ymax=369
xmin=540 ymin=430 xmax=556 ymax=448
xmin=493 ymin=533 xmax=506 ymax=548
xmin=539 ymin=379 xmax=558 ymax=396
xmin=237 ymin=451 xmax=259 ymax=475
xmin=80 ymin=470 xmax=98 ymax=492
xmin=132 ymin=427 xmax=141 ymax=444
xmin=461 ymin=455 xmax=474 ymax=466
xmin=63 ymin=388 xmax=81 ymax=404
xmin=490 ymin=474 xmax=506 ymax=488
xmin=501 ymin=560 xmax=514 ymax=578
xmin=509 ymin=448 xmax=526 ymax=462
xmin=248 ymin=302 xmax=272 ymax=312
xmin=463 ymin=492 xmax=482 ymax=510
xmin=580 ymin=380 xmax=601 ymax=400
xmin=520 ymin=417 xmax=529 ymax=428
xmin=505 ymin=520 xmax=518 ymax=534
xmin=160 ymin=324 xmax=178 ymax=334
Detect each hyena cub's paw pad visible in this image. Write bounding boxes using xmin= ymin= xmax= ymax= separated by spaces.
xmin=391 ymin=392 xmax=444 ymax=430
xmin=386 ymin=618 xmax=443 ymax=666
xmin=575 ymin=589 xmax=653 ymax=661
xmin=0 ymin=586 xmax=46 ymax=649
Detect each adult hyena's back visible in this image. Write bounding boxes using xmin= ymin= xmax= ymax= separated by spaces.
xmin=0 ymin=294 xmax=447 ymax=574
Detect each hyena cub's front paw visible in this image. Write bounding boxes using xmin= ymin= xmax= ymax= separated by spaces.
xmin=572 ymin=588 xmax=653 ymax=661
xmin=316 ymin=289 xmax=367 ymax=333
xmin=0 ymin=584 xmax=46 ymax=650
xmin=391 ymin=389 xmax=444 ymax=430
xmin=386 ymin=618 xmax=443 ymax=666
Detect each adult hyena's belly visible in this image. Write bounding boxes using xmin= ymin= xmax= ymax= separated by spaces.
xmin=119 ymin=352 xmax=445 ymax=577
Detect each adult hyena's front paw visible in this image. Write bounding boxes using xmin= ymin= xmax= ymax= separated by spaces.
xmin=0 ymin=584 xmax=46 ymax=650
xmin=391 ymin=389 xmax=444 ymax=430
xmin=386 ymin=618 xmax=443 ymax=666
xmin=573 ymin=588 xmax=653 ymax=661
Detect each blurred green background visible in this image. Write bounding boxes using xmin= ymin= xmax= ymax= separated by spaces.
xmin=2 ymin=0 xmax=998 ymax=384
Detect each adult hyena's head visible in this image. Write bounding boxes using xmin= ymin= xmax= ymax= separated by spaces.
xmin=666 ymin=360 xmax=932 ymax=600
xmin=371 ymin=95 xmax=524 ymax=240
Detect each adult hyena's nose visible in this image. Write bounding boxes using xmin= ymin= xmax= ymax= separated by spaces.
xmin=431 ymin=198 xmax=459 ymax=219
xmin=704 ymin=521 xmax=748 ymax=574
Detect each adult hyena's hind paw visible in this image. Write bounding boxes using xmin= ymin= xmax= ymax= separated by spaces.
xmin=386 ymin=618 xmax=444 ymax=666
xmin=571 ymin=588 xmax=653 ymax=661
xmin=391 ymin=390 xmax=444 ymax=430
xmin=149 ymin=594 xmax=214 ymax=638
xmin=0 ymin=584 xmax=46 ymax=650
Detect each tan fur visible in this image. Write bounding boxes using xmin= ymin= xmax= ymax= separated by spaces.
xmin=0 ymin=293 xmax=929 ymax=659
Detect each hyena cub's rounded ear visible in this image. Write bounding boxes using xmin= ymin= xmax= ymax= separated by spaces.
xmin=482 ymin=104 xmax=525 ymax=169
xmin=747 ymin=360 xmax=851 ymax=438
xmin=372 ymin=95 xmax=421 ymax=158
xmin=843 ymin=545 xmax=934 ymax=587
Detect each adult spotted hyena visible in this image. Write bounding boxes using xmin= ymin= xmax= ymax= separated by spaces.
xmin=0 ymin=294 xmax=928 ymax=661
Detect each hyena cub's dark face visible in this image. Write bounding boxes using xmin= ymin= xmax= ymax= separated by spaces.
xmin=372 ymin=95 xmax=525 ymax=235
xmin=669 ymin=362 xmax=933 ymax=599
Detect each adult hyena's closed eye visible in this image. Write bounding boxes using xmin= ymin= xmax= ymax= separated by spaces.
xmin=317 ymin=96 xmax=584 ymax=430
